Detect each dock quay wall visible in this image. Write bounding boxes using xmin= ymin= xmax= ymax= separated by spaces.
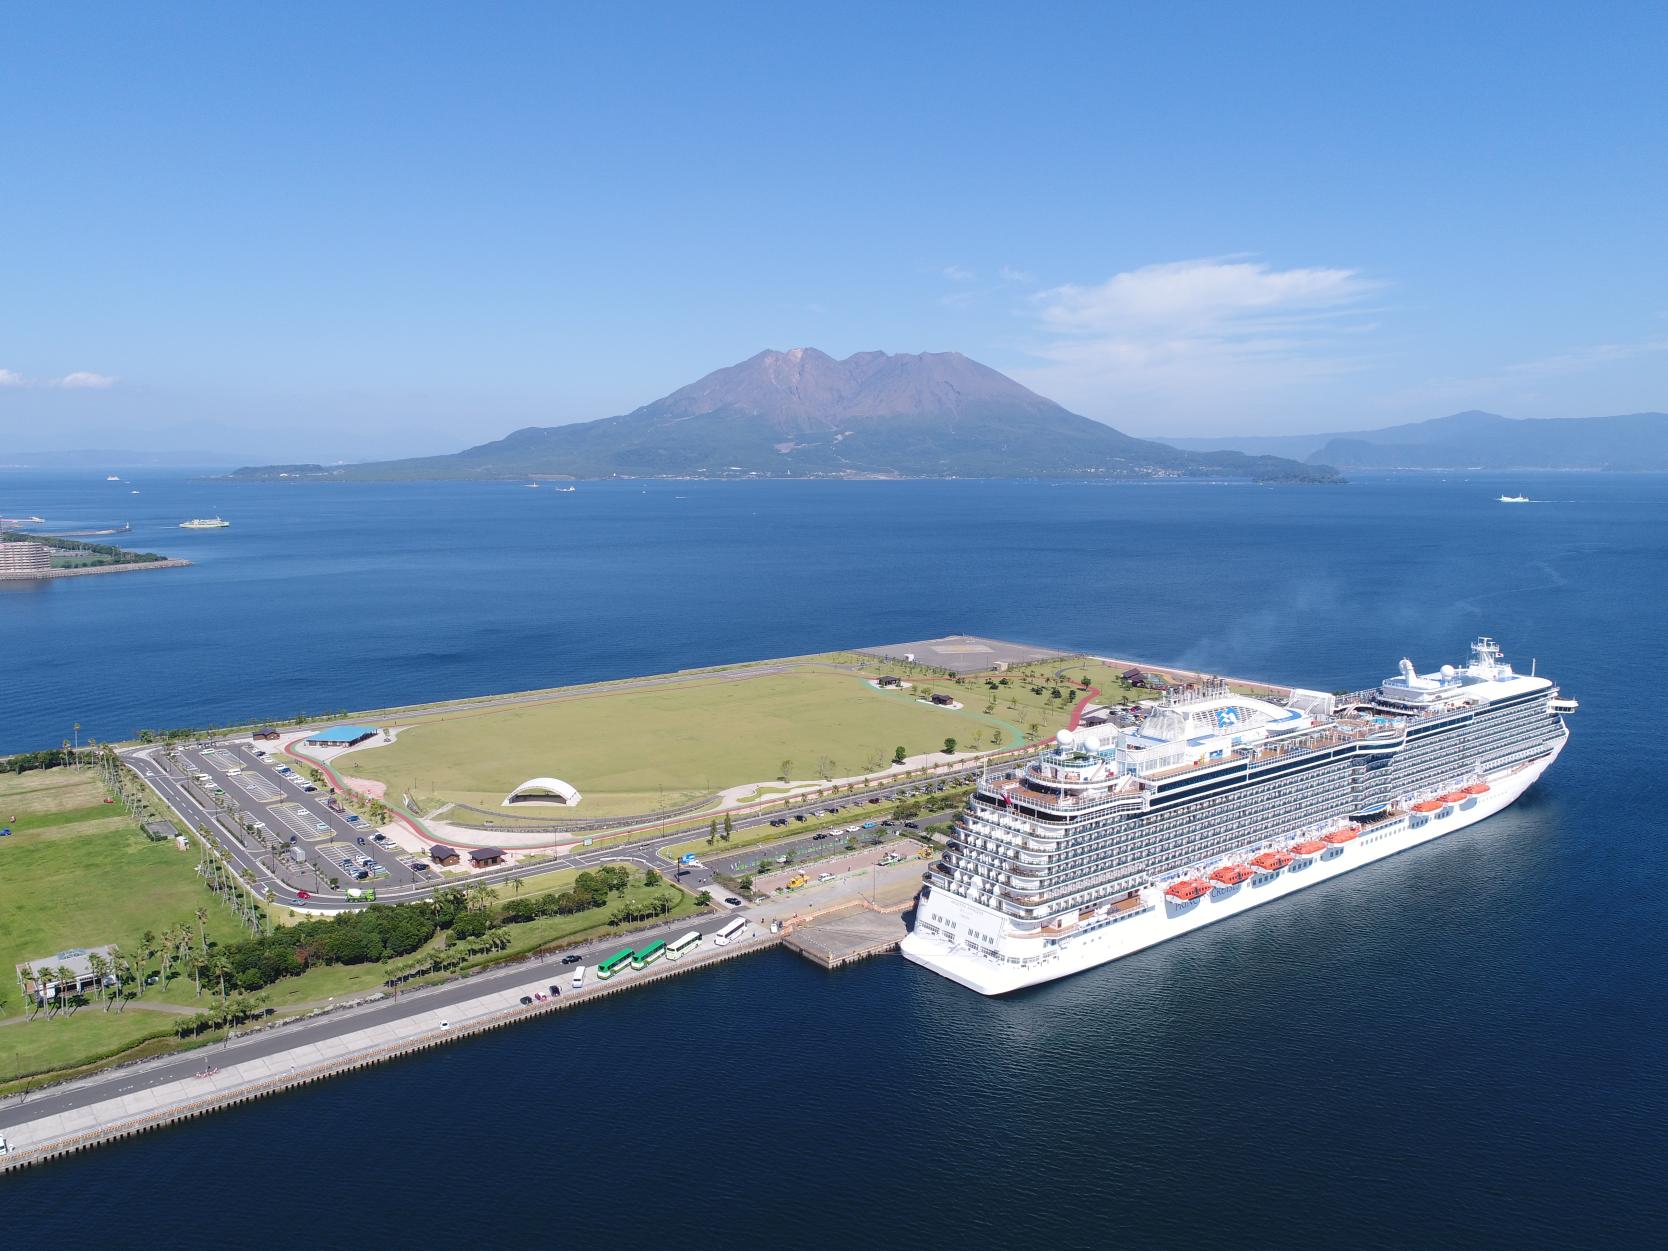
xmin=0 ymin=935 xmax=779 ymax=1174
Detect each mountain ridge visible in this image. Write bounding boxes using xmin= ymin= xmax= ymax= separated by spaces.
xmin=1162 ymin=409 xmax=1668 ymax=470
xmin=233 ymin=348 xmax=1339 ymax=484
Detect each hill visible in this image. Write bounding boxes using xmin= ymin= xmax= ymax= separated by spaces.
xmin=1162 ymin=410 xmax=1668 ymax=470
xmin=233 ymin=349 xmax=1338 ymax=483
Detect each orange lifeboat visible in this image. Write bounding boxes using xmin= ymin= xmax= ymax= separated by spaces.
xmin=1289 ymin=839 xmax=1328 ymax=858
xmin=1323 ymin=828 xmax=1359 ymax=845
xmin=1250 ymin=850 xmax=1293 ymax=873
xmin=1165 ymin=879 xmax=1212 ymax=903
xmin=1210 ymin=864 xmax=1254 ymax=888
xmin=1464 ymin=782 xmax=1490 ymax=795
xmin=1439 ymin=791 xmax=1469 ymax=804
xmin=1412 ymin=800 xmax=1445 ymax=814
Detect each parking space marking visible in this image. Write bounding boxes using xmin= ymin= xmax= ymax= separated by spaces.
xmin=231 ymin=772 xmax=282 ymax=803
xmin=272 ymin=803 xmax=331 ymax=842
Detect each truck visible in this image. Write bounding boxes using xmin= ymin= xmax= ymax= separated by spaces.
xmin=786 ymin=873 xmax=809 ymax=890
xmin=345 ymin=887 xmax=377 ymax=902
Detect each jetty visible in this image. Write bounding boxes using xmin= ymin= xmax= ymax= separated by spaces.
xmin=781 ymin=902 xmax=911 ymax=969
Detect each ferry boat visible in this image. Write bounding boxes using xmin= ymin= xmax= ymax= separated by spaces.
xmin=901 ymin=637 xmax=1576 ymax=995
xmin=178 ymin=517 xmax=230 ymax=529
xmin=1498 ymin=494 xmax=1530 ymax=503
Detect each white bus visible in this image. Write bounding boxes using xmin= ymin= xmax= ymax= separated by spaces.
xmin=666 ymin=931 xmax=702 ymax=960
xmin=713 ymin=917 xmax=746 ymax=946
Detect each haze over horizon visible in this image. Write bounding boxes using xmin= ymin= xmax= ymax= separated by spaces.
xmin=4 ymin=2 xmax=1666 ymax=461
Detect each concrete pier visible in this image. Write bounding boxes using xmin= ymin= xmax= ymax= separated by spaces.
xmin=781 ymin=905 xmax=909 ymax=969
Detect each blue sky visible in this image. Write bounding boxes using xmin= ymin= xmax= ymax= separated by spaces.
xmin=3 ymin=1 xmax=1666 ymax=458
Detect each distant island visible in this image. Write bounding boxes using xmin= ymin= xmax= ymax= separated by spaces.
xmin=233 ymin=348 xmax=1340 ymax=484
xmin=1163 ymin=409 xmax=1668 ymax=471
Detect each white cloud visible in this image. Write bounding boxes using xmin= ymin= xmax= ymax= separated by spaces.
xmin=942 ymin=264 xmax=976 ymax=282
xmin=57 ymin=371 xmax=118 ymax=389
xmin=1011 ymin=257 xmax=1384 ymax=430
xmin=0 ymin=369 xmax=119 ymax=390
xmin=998 ymin=265 xmax=1034 ymax=284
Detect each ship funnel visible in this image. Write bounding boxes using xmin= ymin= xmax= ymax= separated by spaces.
xmin=1398 ymin=657 xmax=1416 ymax=682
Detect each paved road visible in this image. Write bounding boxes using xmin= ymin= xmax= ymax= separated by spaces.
xmin=1 ymin=909 xmax=762 ymax=1131
xmin=120 ymin=735 xmax=987 ymax=913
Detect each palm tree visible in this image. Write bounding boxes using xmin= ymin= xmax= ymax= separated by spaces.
xmin=87 ymin=952 xmax=109 ymax=1008
xmin=140 ymin=930 xmax=157 ymax=995
xmin=195 ymin=907 xmax=209 ymax=953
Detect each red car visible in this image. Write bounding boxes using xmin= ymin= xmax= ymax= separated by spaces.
xmin=295 ymin=890 xmax=311 ymax=900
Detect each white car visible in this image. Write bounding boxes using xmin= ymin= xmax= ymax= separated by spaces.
xmin=818 ymin=872 xmax=835 ymax=882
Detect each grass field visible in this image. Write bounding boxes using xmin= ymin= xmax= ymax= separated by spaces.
xmin=348 ymin=661 xmax=1029 ymax=817
xmin=0 ymin=768 xmax=218 ymax=1084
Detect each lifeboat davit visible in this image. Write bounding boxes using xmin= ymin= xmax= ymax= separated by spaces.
xmin=1464 ymin=782 xmax=1490 ymax=795
xmin=1439 ymin=791 xmax=1469 ymax=804
xmin=1165 ymin=879 xmax=1212 ymax=903
xmin=1412 ymin=799 xmax=1445 ymax=814
xmin=1250 ymin=850 xmax=1293 ymax=873
xmin=1210 ymin=864 xmax=1254 ymax=889
xmin=1323 ymin=827 xmax=1359 ymax=845
xmin=1289 ymin=839 xmax=1328 ymax=858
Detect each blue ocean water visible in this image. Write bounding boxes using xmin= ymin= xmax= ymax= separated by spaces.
xmin=2 ymin=469 xmax=1664 ymax=1246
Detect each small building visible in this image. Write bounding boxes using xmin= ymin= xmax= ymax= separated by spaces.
xmin=16 ymin=945 xmax=117 ymax=1002
xmin=428 ymin=845 xmax=460 ymax=867
xmin=469 ymin=847 xmax=506 ymax=868
xmin=304 ymin=724 xmax=378 ymax=748
xmin=142 ymin=819 xmax=179 ymax=841
xmin=930 ymin=693 xmax=956 ymax=706
xmin=877 ymin=675 xmax=903 ymax=688
xmin=252 ymin=727 xmax=281 ymax=741
xmin=1121 ymin=667 xmax=1146 ymax=687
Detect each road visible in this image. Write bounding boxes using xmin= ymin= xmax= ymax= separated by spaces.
xmin=1 ymin=907 xmax=764 ymax=1131
xmin=119 ymin=734 xmax=982 ymax=912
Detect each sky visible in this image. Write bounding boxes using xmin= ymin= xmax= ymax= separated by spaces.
xmin=3 ymin=1 xmax=1666 ymax=460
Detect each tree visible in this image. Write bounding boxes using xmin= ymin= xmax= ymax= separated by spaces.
xmin=643 ymin=868 xmax=661 ymax=887
xmin=738 ymin=875 xmax=754 ymax=894
xmin=196 ymin=906 xmax=209 ymax=953
xmin=893 ymin=745 xmax=907 ymax=765
xmin=708 ymin=818 xmax=718 ymax=846
xmin=722 ymin=813 xmax=733 ymax=841
xmin=694 ymin=890 xmax=712 ymax=907
xmin=943 ymin=737 xmax=957 ymax=755
xmin=779 ymin=759 xmax=793 ymax=782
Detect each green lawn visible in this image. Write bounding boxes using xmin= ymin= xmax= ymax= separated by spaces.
xmin=0 ymin=768 xmax=223 ymax=1085
xmin=347 ymin=662 xmax=1026 ymax=817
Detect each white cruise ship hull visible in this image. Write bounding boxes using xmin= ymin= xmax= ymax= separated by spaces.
xmin=900 ymin=735 xmax=1564 ymax=997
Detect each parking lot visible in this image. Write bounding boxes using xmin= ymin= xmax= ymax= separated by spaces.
xmin=170 ymin=738 xmax=424 ymax=889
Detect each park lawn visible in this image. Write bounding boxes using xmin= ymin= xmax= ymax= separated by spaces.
xmin=0 ymin=768 xmax=224 ymax=1085
xmin=347 ymin=664 xmax=1012 ymax=817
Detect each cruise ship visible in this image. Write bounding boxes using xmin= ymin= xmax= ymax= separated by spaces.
xmin=901 ymin=638 xmax=1576 ymax=995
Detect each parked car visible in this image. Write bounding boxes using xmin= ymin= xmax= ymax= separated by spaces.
xmin=818 ymin=873 xmax=835 ymax=882
xmin=519 ymin=995 xmax=534 ymax=1006
xmin=561 ymin=953 xmax=582 ymax=964
xmin=724 ymin=897 xmax=743 ymax=906
xmin=412 ymin=861 xmax=430 ymax=872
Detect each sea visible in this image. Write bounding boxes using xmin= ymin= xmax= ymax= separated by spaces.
xmin=2 ymin=469 xmax=1664 ymax=1248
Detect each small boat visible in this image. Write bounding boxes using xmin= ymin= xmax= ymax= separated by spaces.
xmin=1164 ymin=879 xmax=1212 ymax=903
xmin=179 ymin=517 xmax=230 ymax=529
xmin=1209 ymin=864 xmax=1254 ymax=888
xmin=1498 ymin=494 xmax=1530 ymax=503
xmin=1289 ymin=839 xmax=1329 ymax=859
xmin=1250 ymin=850 xmax=1293 ymax=873
xmin=524 ymin=483 xmax=540 ymax=488
xmin=1411 ymin=799 xmax=1446 ymax=813
xmin=1464 ymin=782 xmax=1490 ymax=795
xmin=105 ymin=474 xmax=120 ymax=481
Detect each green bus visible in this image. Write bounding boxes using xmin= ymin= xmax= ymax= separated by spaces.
xmin=631 ymin=940 xmax=667 ymax=971
xmin=596 ymin=948 xmax=635 ymax=980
